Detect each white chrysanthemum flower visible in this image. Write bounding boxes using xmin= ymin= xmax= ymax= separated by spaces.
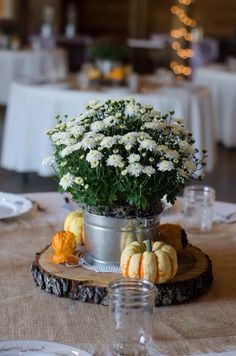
xmin=86 ymin=109 xmax=96 ymax=116
xmin=74 ymin=176 xmax=84 ymax=185
xmin=66 ymin=118 xmax=76 ymax=128
xmin=84 ymin=131 xmax=97 ymax=138
xmin=121 ymin=132 xmax=138 ymax=146
xmin=94 ymin=133 xmax=105 ymax=142
xmin=60 ymin=145 xmax=75 ymax=158
xmin=179 ymin=140 xmax=195 ymax=156
xmin=128 ymin=154 xmax=141 ymax=164
xmin=86 ymin=150 xmax=103 ymax=168
xmin=125 ymin=103 xmax=138 ymax=117
xmin=103 ymin=116 xmax=119 ymax=127
xmin=59 ymin=173 xmax=74 ymax=190
xmin=137 ymin=132 xmax=151 ymax=141
xmin=55 ymin=122 xmax=66 ymax=130
xmin=69 ymin=125 xmax=85 ymax=137
xmin=139 ymin=139 xmax=157 ymax=152
xmin=51 ymin=131 xmax=69 ymax=143
xmin=143 ymin=122 xmax=159 ymax=130
xmin=106 ymin=154 xmax=124 ymax=167
xmin=164 ymin=149 xmax=179 ymax=160
xmin=156 ymin=144 xmax=168 ymax=153
xmin=90 ymin=121 xmax=105 ymax=132
xmin=60 ymin=142 xmax=82 ymax=157
xmin=178 ymin=168 xmax=188 ymax=178
xmin=100 ymin=136 xmax=118 ymax=148
xmin=183 ymin=159 xmax=196 ymax=172
xmin=80 ymin=137 xmax=97 ymax=149
xmin=46 ymin=128 xmax=55 ymax=135
xmin=156 ymin=122 xmax=168 ymax=130
xmin=173 ymin=118 xmax=185 ymax=125
xmin=171 ymin=125 xmax=182 ymax=135
xmin=42 ymin=155 xmax=55 ymax=166
xmin=161 ymin=195 xmax=173 ymax=211
xmin=157 ymin=160 xmax=174 ymax=172
xmin=150 ymin=109 xmax=161 ymax=118
xmin=93 ymin=101 xmax=104 ymax=110
xmin=57 ymin=137 xmax=77 ymax=146
xmin=87 ymin=99 xmax=99 ymax=108
xmin=143 ymin=166 xmax=155 ymax=176
xmin=75 ymin=113 xmax=87 ymax=123
xmin=125 ymin=144 xmax=132 ymax=151
xmin=126 ymin=163 xmax=143 ymax=177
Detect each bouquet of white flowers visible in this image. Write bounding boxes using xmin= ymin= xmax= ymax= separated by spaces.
xmin=44 ymin=98 xmax=206 ymax=217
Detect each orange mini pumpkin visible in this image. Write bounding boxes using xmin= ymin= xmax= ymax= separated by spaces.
xmin=51 ymin=230 xmax=78 ymax=265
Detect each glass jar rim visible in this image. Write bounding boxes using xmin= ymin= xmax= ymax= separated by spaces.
xmin=184 ymin=185 xmax=215 ymax=196
xmin=107 ymin=278 xmax=157 ymax=301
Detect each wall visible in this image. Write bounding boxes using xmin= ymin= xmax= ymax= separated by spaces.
xmin=0 ymin=0 xmax=17 ymax=19
xmin=18 ymin=0 xmax=236 ymax=40
xmin=78 ymin=0 xmax=129 ymax=38
xmin=148 ymin=0 xmax=236 ymax=38
xmin=27 ymin=0 xmax=61 ymax=35
xmin=192 ymin=0 xmax=236 ymax=37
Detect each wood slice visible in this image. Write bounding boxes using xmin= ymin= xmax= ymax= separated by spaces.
xmin=31 ymin=244 xmax=213 ymax=306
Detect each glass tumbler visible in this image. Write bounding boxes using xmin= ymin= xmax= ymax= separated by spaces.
xmin=183 ymin=185 xmax=216 ymax=233
xmin=108 ymin=278 xmax=157 ymax=355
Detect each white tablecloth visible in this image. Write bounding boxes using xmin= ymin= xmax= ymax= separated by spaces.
xmin=0 ymin=48 xmax=68 ymax=105
xmin=0 ymin=82 xmax=216 ymax=176
xmin=193 ymin=64 xmax=236 ymax=147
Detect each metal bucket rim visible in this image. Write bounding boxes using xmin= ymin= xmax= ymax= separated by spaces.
xmin=83 ymin=210 xmax=160 ymax=222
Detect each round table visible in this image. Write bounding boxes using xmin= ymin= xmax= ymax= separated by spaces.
xmin=0 ymin=48 xmax=68 ymax=105
xmin=193 ymin=64 xmax=236 ymax=147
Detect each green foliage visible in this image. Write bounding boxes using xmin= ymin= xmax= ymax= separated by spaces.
xmin=90 ymin=42 xmax=129 ymax=62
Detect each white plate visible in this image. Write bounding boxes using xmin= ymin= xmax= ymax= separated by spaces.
xmin=0 ymin=192 xmax=33 ymax=219
xmin=0 ymin=340 xmax=91 ymax=355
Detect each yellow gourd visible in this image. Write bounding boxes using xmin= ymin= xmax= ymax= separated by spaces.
xmin=87 ymin=67 xmax=101 ymax=81
xmin=120 ymin=239 xmax=178 ymax=284
xmin=119 ymin=220 xmax=145 ymax=252
xmin=51 ymin=230 xmax=78 ymax=265
xmin=158 ymin=223 xmax=188 ymax=253
xmin=64 ymin=210 xmax=84 ymax=245
xmin=109 ymin=67 xmax=124 ymax=81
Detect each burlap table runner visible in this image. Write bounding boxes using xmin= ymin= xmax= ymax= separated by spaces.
xmin=0 ymin=192 xmax=236 ymax=355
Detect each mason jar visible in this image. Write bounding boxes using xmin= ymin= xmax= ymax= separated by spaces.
xmin=107 ymin=278 xmax=157 ymax=355
xmin=183 ymin=185 xmax=216 ymax=233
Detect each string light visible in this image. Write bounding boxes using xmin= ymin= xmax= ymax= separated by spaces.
xmin=170 ymin=0 xmax=196 ymax=77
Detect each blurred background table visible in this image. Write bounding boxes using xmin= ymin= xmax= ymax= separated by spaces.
xmin=0 ymin=80 xmax=216 ymax=176
xmin=193 ymin=64 xmax=236 ymax=147
xmin=0 ymin=48 xmax=68 ymax=105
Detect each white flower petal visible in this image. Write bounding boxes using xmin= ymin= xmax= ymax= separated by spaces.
xmin=59 ymin=173 xmax=74 ymax=190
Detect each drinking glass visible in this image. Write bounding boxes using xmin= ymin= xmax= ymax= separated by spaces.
xmin=77 ymin=71 xmax=89 ymax=90
xmin=127 ymin=72 xmax=139 ymax=92
xmin=108 ymin=278 xmax=156 ymax=355
xmin=183 ymin=185 xmax=216 ymax=233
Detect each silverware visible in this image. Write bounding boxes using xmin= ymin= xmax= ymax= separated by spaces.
xmin=214 ymin=211 xmax=236 ymax=224
xmin=28 ymin=199 xmax=47 ymax=212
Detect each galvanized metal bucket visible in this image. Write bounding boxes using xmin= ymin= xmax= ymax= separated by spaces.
xmin=83 ymin=211 xmax=160 ymax=267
